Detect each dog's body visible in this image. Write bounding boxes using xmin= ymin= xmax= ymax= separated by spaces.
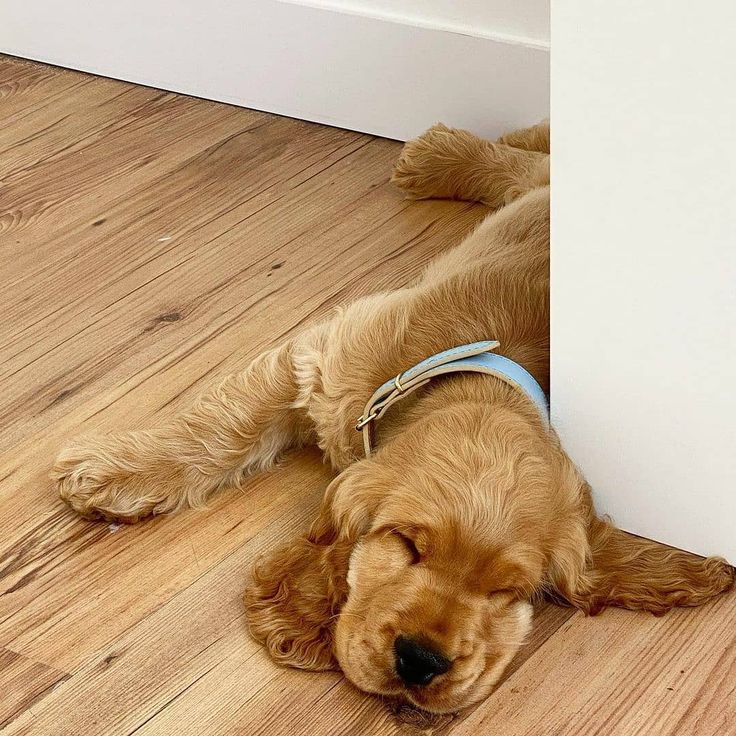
xmin=53 ymin=121 xmax=733 ymax=713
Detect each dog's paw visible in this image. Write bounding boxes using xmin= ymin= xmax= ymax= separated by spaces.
xmin=701 ymin=556 xmax=736 ymax=597
xmin=51 ymin=435 xmax=160 ymax=523
xmin=391 ymin=124 xmax=463 ymax=200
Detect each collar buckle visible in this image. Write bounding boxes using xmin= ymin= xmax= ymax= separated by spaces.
xmin=354 ymin=341 xmax=548 ymax=457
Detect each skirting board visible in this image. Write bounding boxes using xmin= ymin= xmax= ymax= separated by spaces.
xmin=0 ymin=0 xmax=549 ymax=141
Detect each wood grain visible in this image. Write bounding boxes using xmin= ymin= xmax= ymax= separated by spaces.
xmin=1 ymin=57 xmax=733 ymax=736
xmin=452 ymin=596 xmax=736 ymax=736
xmin=0 ymin=648 xmax=69 ymax=730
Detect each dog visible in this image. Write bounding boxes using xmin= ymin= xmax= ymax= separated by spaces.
xmin=52 ymin=120 xmax=734 ymax=714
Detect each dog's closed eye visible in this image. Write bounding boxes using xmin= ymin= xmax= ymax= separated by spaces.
xmin=390 ymin=530 xmax=422 ymax=565
xmin=486 ymin=587 xmax=517 ymax=600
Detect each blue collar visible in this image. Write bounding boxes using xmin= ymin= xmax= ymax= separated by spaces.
xmin=356 ymin=341 xmax=549 ymax=456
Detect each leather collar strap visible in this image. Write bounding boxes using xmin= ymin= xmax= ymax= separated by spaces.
xmin=355 ymin=341 xmax=549 ymax=457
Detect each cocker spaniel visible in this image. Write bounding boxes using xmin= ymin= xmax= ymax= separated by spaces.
xmin=52 ymin=121 xmax=734 ymax=713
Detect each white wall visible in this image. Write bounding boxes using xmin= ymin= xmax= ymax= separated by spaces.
xmin=0 ymin=0 xmax=548 ymax=141
xmin=552 ymin=1 xmax=736 ymax=560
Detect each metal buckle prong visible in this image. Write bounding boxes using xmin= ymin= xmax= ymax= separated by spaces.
xmin=355 ymin=409 xmax=379 ymax=431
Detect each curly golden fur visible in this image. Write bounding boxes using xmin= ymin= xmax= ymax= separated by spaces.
xmin=52 ymin=120 xmax=733 ymax=713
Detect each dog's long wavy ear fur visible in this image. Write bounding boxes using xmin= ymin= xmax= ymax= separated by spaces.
xmin=245 ymin=460 xmax=382 ymax=670
xmin=545 ymin=451 xmax=735 ymax=615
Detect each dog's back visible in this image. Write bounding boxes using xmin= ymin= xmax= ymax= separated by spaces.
xmin=297 ymin=130 xmax=551 ymax=465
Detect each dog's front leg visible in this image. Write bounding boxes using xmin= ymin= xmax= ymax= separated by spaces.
xmin=52 ymin=340 xmax=315 ymax=522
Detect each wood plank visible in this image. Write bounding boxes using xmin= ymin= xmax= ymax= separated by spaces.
xmin=0 ymin=453 xmax=324 ymax=667
xmin=1 ymin=455 xmax=335 ymax=736
xmin=451 ymin=592 xmax=736 ymax=736
xmin=0 ymin=648 xmax=69 ymax=730
xmin=0 ymin=56 xmax=91 ymax=125
xmin=0 ymin=87 xmax=254 ymax=269
xmin=1 ymin=79 xmax=169 ymax=178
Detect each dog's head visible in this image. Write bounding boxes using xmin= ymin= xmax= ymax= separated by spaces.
xmin=246 ymin=404 xmax=590 ymax=713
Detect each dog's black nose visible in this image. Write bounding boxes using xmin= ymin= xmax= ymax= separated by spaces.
xmin=394 ymin=635 xmax=450 ymax=686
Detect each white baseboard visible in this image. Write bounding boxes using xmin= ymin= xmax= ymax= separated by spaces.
xmin=0 ymin=0 xmax=549 ymax=141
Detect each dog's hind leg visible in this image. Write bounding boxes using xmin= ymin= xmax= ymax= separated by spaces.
xmin=497 ymin=119 xmax=550 ymax=154
xmin=52 ymin=337 xmax=319 ymax=522
xmin=392 ymin=124 xmax=548 ymax=207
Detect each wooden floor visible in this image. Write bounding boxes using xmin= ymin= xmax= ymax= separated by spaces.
xmin=1 ymin=55 xmax=734 ymax=736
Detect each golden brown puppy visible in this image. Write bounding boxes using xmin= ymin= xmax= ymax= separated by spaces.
xmin=52 ymin=121 xmax=733 ymax=713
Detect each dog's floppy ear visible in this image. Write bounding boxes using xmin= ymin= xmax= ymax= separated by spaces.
xmin=544 ymin=450 xmax=734 ymax=615
xmin=245 ymin=460 xmax=382 ymax=670
xmin=552 ymin=512 xmax=734 ymax=615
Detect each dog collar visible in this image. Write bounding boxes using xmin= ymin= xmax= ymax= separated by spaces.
xmin=355 ymin=341 xmax=549 ymax=456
